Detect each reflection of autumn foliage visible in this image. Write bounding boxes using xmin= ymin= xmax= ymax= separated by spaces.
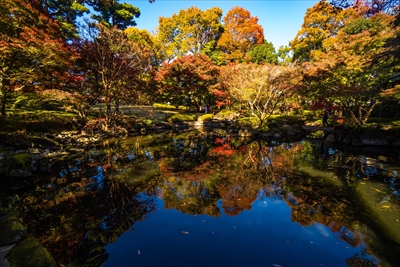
xmin=212 ymin=137 xmax=235 ymax=156
xmin=16 ymin=146 xmax=158 ymax=266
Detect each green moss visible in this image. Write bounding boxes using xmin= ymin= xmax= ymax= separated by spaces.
xmin=10 ymin=221 xmax=24 ymax=231
xmin=167 ymin=113 xmax=196 ymax=123
xmin=198 ymin=114 xmax=214 ymax=121
xmin=8 ymin=237 xmax=56 ymax=267
xmin=0 ymin=215 xmax=26 ymax=248
xmin=12 ymin=153 xmax=31 ymax=167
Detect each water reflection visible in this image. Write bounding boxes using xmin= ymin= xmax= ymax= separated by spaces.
xmin=0 ymin=131 xmax=399 ymax=267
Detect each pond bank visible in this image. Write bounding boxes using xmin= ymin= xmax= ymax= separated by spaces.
xmin=1 ymin=120 xmax=400 ymax=181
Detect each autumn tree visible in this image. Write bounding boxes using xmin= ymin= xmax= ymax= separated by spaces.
xmin=221 ymin=63 xmax=298 ymax=128
xmin=124 ymin=27 xmax=161 ymax=104
xmin=0 ymin=0 xmax=76 ymax=116
xmin=78 ymin=23 xmax=149 ymax=126
xmin=217 ymin=6 xmax=264 ymax=63
xmin=155 ymin=54 xmax=220 ymax=111
xmin=157 ymin=7 xmax=223 ymax=60
xmin=290 ymin=0 xmax=353 ymax=62
xmin=303 ymin=11 xmax=399 ymax=125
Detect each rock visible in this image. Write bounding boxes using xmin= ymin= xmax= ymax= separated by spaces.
xmin=360 ymin=128 xmax=390 ymax=146
xmin=343 ymin=130 xmax=361 ymax=145
xmin=6 ymin=237 xmax=56 ymax=267
xmin=288 ymin=124 xmax=303 ymax=136
xmin=0 ymin=215 xmax=26 ymax=247
xmin=0 ymin=152 xmax=32 ymax=178
xmin=325 ymin=133 xmax=336 ymax=143
xmin=0 ymin=244 xmax=15 ymax=267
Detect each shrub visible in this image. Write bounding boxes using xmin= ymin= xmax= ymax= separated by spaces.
xmin=153 ymin=103 xmax=177 ymax=109
xmin=198 ymin=114 xmax=214 ymax=121
xmin=166 ymin=113 xmax=196 ymax=123
xmin=237 ymin=117 xmax=259 ymax=128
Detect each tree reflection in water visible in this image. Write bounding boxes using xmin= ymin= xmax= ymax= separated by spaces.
xmin=0 ymin=131 xmax=399 ymax=267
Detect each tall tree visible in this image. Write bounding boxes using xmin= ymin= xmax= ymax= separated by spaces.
xmin=290 ymin=0 xmax=352 ymax=62
xmin=155 ymin=54 xmax=220 ymax=111
xmin=37 ymin=0 xmax=89 ymax=38
xmin=248 ymin=41 xmax=278 ymax=64
xmin=91 ymin=0 xmax=140 ymax=30
xmin=157 ymin=6 xmax=223 ymax=59
xmin=0 ymin=0 xmax=76 ymax=116
xmin=217 ymin=6 xmax=264 ymax=63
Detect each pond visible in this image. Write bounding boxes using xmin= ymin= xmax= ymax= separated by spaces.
xmin=1 ymin=131 xmax=400 ymax=267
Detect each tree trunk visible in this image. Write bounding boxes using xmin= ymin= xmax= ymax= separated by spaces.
xmin=1 ymin=88 xmax=6 ymax=117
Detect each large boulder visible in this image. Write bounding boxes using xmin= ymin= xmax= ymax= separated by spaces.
xmin=360 ymin=128 xmax=390 ymax=146
xmin=6 ymin=237 xmax=56 ymax=267
xmin=0 ymin=151 xmax=32 ymax=178
xmin=0 ymin=215 xmax=26 ymax=247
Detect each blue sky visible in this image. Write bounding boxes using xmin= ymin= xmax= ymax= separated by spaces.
xmin=124 ymin=0 xmax=320 ymax=49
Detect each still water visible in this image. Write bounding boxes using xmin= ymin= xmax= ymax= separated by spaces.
xmin=1 ymin=131 xmax=400 ymax=267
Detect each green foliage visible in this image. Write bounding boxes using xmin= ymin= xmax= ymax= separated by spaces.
xmin=166 ymin=113 xmax=197 ymax=123
xmin=343 ymin=16 xmax=381 ymax=35
xmin=249 ymin=41 xmax=278 ymax=64
xmin=92 ymin=0 xmax=140 ymax=30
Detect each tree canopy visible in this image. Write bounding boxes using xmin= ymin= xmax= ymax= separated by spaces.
xmin=217 ymin=6 xmax=264 ymax=63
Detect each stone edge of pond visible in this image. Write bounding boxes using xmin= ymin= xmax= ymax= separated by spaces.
xmin=1 ymin=121 xmax=400 ymax=179
xmin=0 ymin=214 xmax=56 ymax=267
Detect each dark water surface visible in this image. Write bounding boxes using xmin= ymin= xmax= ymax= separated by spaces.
xmin=1 ymin=131 xmax=400 ymax=267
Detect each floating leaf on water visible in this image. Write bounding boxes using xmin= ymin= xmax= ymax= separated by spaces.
xmin=182 ymin=231 xmax=189 ymax=234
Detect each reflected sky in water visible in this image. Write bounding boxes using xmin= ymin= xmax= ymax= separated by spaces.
xmin=104 ymin=195 xmax=367 ymax=267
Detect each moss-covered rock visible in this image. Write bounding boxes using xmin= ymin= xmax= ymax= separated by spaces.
xmin=0 ymin=215 xmax=26 ymax=247
xmin=7 ymin=237 xmax=56 ymax=267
